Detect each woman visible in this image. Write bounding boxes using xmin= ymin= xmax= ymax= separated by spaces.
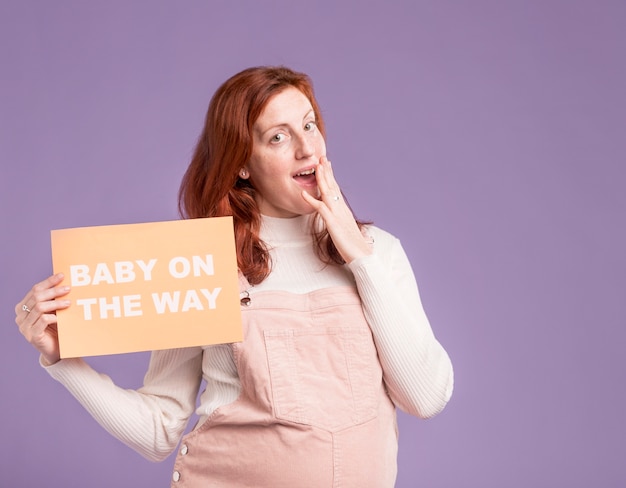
xmin=15 ymin=66 xmax=453 ymax=487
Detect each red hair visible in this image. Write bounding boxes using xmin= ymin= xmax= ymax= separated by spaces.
xmin=178 ymin=66 xmax=365 ymax=285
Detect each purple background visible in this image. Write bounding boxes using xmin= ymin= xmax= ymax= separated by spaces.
xmin=1 ymin=1 xmax=624 ymax=486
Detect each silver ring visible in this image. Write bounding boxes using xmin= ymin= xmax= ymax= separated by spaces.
xmin=332 ymin=196 xmax=340 ymax=201
xmin=22 ymin=304 xmax=31 ymax=313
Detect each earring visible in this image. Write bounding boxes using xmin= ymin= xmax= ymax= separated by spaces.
xmin=240 ymin=169 xmax=248 ymax=178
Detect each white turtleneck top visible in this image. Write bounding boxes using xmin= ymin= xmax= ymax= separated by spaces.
xmin=44 ymin=215 xmax=453 ymax=462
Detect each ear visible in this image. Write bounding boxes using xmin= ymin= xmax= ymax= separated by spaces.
xmin=239 ymin=167 xmax=250 ymax=180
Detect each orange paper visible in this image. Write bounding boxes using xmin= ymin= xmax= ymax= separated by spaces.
xmin=51 ymin=217 xmax=243 ymax=358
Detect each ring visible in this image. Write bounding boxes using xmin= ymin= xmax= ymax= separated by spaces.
xmin=22 ymin=304 xmax=31 ymax=313
xmin=332 ymin=196 xmax=340 ymax=201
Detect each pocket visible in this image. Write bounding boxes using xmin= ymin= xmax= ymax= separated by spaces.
xmin=264 ymin=327 xmax=380 ymax=432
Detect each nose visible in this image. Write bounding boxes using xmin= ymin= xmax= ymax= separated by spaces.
xmin=294 ymin=132 xmax=315 ymax=160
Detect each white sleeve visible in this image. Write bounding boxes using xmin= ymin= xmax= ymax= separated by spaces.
xmin=43 ymin=347 xmax=203 ymax=461
xmin=348 ymin=228 xmax=454 ymax=419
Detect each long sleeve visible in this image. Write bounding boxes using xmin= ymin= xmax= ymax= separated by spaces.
xmin=44 ymin=347 xmax=203 ymax=461
xmin=348 ymin=228 xmax=453 ymax=418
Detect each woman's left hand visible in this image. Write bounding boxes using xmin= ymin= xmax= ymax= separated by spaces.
xmin=301 ymin=156 xmax=372 ymax=264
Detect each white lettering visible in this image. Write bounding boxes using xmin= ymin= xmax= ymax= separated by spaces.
xmin=200 ymin=287 xmax=221 ymax=309
xmin=114 ymin=262 xmax=136 ymax=283
xmin=151 ymin=288 xmax=222 ymax=313
xmin=76 ymin=298 xmax=97 ymax=319
xmin=136 ymin=259 xmax=157 ymax=281
xmin=66 ymin=259 xmax=159 ymax=286
xmin=181 ymin=289 xmax=203 ymax=312
xmin=123 ymin=294 xmax=143 ymax=317
xmin=99 ymin=296 xmax=121 ymax=318
xmin=92 ymin=263 xmax=115 ymax=285
xmin=70 ymin=265 xmax=91 ymax=287
xmin=192 ymin=255 xmax=215 ymax=276
xmin=169 ymin=257 xmax=190 ymax=278
xmin=152 ymin=291 xmax=181 ymax=314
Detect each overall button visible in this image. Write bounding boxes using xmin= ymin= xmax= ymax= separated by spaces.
xmin=180 ymin=444 xmax=189 ymax=455
xmin=172 ymin=471 xmax=181 ymax=482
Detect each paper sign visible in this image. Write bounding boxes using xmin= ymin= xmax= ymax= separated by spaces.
xmin=51 ymin=217 xmax=243 ymax=358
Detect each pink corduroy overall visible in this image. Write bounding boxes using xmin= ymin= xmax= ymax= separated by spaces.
xmin=170 ymin=285 xmax=398 ymax=487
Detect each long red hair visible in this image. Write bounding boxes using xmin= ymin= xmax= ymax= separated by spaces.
xmin=178 ymin=66 xmax=365 ymax=285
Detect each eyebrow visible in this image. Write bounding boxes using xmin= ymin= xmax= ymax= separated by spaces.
xmin=256 ymin=109 xmax=315 ymax=137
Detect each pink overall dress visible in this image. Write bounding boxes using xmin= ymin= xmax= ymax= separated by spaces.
xmin=170 ymin=285 xmax=398 ymax=487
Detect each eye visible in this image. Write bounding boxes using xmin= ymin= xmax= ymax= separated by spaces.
xmin=304 ymin=121 xmax=316 ymax=131
xmin=270 ymin=133 xmax=286 ymax=143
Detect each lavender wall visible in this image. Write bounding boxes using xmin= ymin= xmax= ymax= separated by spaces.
xmin=1 ymin=1 xmax=624 ymax=486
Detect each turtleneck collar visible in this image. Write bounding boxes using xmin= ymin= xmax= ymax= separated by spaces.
xmin=260 ymin=214 xmax=316 ymax=247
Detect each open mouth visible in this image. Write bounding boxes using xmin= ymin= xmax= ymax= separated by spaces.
xmin=293 ymin=168 xmax=317 ymax=186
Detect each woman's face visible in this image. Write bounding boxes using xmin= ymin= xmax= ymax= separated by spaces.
xmin=242 ymin=87 xmax=326 ymax=218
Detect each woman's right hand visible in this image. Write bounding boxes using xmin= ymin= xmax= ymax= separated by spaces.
xmin=15 ymin=273 xmax=71 ymax=366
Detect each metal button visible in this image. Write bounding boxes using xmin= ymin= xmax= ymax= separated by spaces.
xmin=180 ymin=444 xmax=188 ymax=455
xmin=172 ymin=471 xmax=181 ymax=482
xmin=240 ymin=290 xmax=251 ymax=306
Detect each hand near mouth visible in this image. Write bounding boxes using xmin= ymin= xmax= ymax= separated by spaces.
xmin=301 ymin=156 xmax=373 ymax=264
